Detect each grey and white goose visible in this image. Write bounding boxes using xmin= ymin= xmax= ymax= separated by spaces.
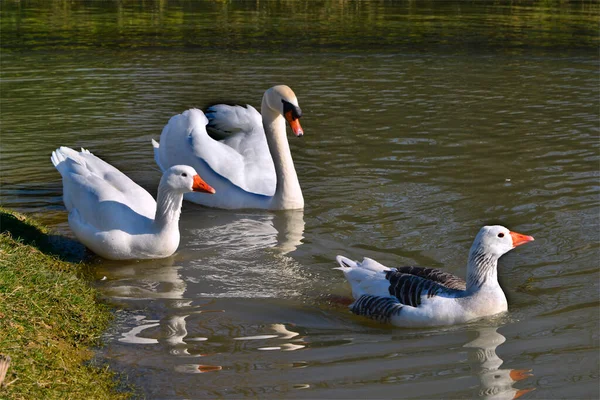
xmin=335 ymin=225 xmax=534 ymax=327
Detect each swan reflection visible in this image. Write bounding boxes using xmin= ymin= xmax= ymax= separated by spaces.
xmin=181 ymin=209 xmax=308 ymax=298
xmin=182 ymin=208 xmax=305 ymax=255
xmin=464 ymin=328 xmax=535 ymax=400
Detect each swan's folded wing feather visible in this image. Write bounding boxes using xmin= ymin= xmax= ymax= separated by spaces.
xmin=187 ymin=107 xmax=276 ymax=196
xmin=206 ymin=104 xmax=262 ymax=138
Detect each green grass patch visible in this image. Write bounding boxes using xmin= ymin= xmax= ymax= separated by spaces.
xmin=0 ymin=207 xmax=131 ymax=399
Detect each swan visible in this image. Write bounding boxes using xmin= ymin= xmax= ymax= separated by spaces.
xmin=152 ymin=85 xmax=304 ymax=210
xmin=335 ymin=225 xmax=534 ymax=327
xmin=51 ymin=146 xmax=215 ymax=260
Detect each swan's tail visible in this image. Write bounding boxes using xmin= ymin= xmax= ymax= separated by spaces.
xmin=206 ymin=104 xmax=261 ymax=139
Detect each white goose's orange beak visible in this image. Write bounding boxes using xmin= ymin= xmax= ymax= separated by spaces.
xmin=513 ymin=387 xmax=536 ymax=399
xmin=509 ymin=369 xmax=533 ymax=382
xmin=509 ymin=231 xmax=534 ymax=248
xmin=284 ymin=110 xmax=304 ymax=137
xmin=192 ymin=175 xmax=215 ymax=194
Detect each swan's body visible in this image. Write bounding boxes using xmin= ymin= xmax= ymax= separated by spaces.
xmin=51 ymin=146 xmax=214 ymax=260
xmin=152 ymin=85 xmax=304 ymax=210
xmin=336 ymin=226 xmax=534 ymax=327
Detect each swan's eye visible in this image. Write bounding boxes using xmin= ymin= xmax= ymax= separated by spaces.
xmin=282 ymin=99 xmax=302 ymax=120
xmin=181 ymin=173 xmax=187 ymax=177
xmin=498 ymin=233 xmax=504 ymax=238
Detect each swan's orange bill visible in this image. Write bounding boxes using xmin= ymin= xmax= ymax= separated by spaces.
xmin=509 ymin=231 xmax=534 ymax=248
xmin=192 ymin=175 xmax=215 ymax=194
xmin=285 ymin=110 xmax=304 ymax=137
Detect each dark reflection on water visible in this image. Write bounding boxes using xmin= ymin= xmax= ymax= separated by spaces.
xmin=1 ymin=1 xmax=599 ymax=399
xmin=2 ymin=0 xmax=598 ymax=53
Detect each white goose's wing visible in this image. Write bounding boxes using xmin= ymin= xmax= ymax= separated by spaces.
xmin=51 ymin=147 xmax=156 ymax=232
xmin=73 ymin=149 xmax=156 ymax=218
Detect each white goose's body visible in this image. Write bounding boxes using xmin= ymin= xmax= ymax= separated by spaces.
xmin=51 ymin=147 xmax=214 ymax=260
xmin=336 ymin=226 xmax=534 ymax=327
xmin=152 ymin=85 xmax=304 ymax=210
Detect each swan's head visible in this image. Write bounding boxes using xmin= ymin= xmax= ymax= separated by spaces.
xmin=162 ymin=165 xmax=215 ymax=194
xmin=263 ymin=85 xmax=304 ymax=137
xmin=471 ymin=225 xmax=534 ymax=259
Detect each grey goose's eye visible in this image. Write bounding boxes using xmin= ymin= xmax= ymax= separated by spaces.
xmin=181 ymin=173 xmax=187 ymax=177
xmin=498 ymin=233 xmax=504 ymax=238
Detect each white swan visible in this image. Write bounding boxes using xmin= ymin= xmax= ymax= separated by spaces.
xmin=152 ymin=85 xmax=304 ymax=210
xmin=336 ymin=225 xmax=534 ymax=327
xmin=51 ymin=146 xmax=215 ymax=260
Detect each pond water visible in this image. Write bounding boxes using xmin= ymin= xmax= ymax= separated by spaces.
xmin=1 ymin=1 xmax=599 ymax=399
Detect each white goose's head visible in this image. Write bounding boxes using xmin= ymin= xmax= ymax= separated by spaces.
xmin=262 ymin=85 xmax=304 ymax=136
xmin=162 ymin=165 xmax=215 ymax=194
xmin=472 ymin=225 xmax=534 ymax=259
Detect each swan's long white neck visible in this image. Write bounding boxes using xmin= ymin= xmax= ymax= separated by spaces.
xmin=262 ymin=102 xmax=304 ymax=210
xmin=466 ymin=244 xmax=500 ymax=291
xmin=154 ymin=184 xmax=184 ymax=230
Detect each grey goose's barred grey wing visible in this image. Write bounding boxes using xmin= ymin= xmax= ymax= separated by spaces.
xmin=350 ymin=295 xmax=403 ymax=323
xmin=350 ymin=270 xmax=465 ymax=322
xmin=385 ymin=269 xmax=465 ymax=308
xmin=394 ymin=266 xmax=466 ymax=290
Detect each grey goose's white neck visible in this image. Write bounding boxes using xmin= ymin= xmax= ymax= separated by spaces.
xmin=466 ymin=247 xmax=500 ymax=290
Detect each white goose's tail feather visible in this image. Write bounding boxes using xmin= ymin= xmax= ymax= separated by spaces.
xmin=51 ymin=146 xmax=89 ymax=174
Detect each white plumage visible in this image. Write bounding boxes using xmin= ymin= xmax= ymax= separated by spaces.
xmin=152 ymin=85 xmax=304 ymax=210
xmin=336 ymin=225 xmax=534 ymax=327
xmin=52 ymin=146 xmax=214 ymax=260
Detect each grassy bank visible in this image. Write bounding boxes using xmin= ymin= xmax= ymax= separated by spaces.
xmin=0 ymin=208 xmax=130 ymax=399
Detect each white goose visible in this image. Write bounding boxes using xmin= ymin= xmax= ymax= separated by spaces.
xmin=51 ymin=146 xmax=215 ymax=260
xmin=152 ymin=85 xmax=304 ymax=210
xmin=336 ymin=225 xmax=534 ymax=327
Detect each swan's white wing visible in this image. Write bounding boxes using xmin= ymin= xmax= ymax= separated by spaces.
xmin=158 ymin=107 xmax=275 ymax=196
xmin=204 ymin=105 xmax=276 ymax=196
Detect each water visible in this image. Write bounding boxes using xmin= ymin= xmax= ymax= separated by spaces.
xmin=1 ymin=1 xmax=599 ymax=398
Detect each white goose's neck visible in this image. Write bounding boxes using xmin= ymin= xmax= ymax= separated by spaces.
xmin=262 ymin=105 xmax=304 ymax=210
xmin=154 ymin=184 xmax=183 ymax=230
xmin=466 ymin=246 xmax=500 ymax=291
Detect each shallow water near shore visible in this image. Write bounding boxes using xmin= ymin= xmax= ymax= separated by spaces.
xmin=1 ymin=1 xmax=599 ymax=399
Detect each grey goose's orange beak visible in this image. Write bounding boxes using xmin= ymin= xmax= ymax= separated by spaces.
xmin=509 ymin=231 xmax=534 ymax=248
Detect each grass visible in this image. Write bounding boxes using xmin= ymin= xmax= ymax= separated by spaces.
xmin=0 ymin=207 xmax=131 ymax=400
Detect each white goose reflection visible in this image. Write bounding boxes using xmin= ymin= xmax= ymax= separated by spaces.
xmin=235 ymin=323 xmax=306 ymax=352
xmin=97 ymin=257 xmax=186 ymax=300
xmin=464 ymin=328 xmax=535 ymax=400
